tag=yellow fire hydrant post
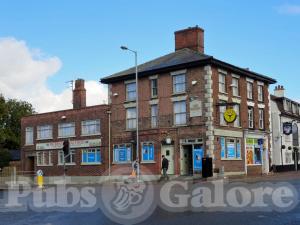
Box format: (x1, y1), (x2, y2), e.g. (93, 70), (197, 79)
(36, 169), (44, 188)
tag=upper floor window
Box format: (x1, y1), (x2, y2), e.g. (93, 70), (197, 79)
(126, 82), (136, 101)
(25, 127), (33, 145)
(174, 100), (186, 125)
(259, 109), (264, 129)
(219, 73), (226, 93)
(258, 85), (264, 102)
(58, 122), (75, 138)
(173, 74), (186, 94)
(37, 125), (52, 140)
(219, 101), (227, 126)
(232, 77), (239, 96)
(247, 82), (253, 99)
(151, 104), (158, 128)
(233, 104), (240, 127)
(248, 107), (254, 128)
(126, 107), (136, 129)
(151, 79), (158, 98)
(81, 120), (100, 135)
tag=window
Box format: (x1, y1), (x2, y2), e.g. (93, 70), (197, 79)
(233, 104), (240, 127)
(174, 101), (186, 125)
(37, 125), (52, 140)
(36, 151), (52, 166)
(219, 101), (227, 126)
(258, 85), (264, 102)
(81, 120), (100, 135)
(220, 137), (241, 159)
(259, 109), (264, 129)
(248, 107), (254, 128)
(173, 74), (186, 93)
(247, 82), (253, 99)
(58, 150), (75, 164)
(113, 144), (132, 163)
(58, 122), (75, 138)
(82, 149), (101, 164)
(151, 104), (158, 128)
(151, 79), (158, 98)
(142, 142), (155, 161)
(246, 138), (263, 165)
(25, 127), (33, 145)
(292, 104), (297, 114)
(126, 107), (136, 129)
(285, 152), (292, 164)
(232, 77), (239, 96)
(126, 82), (136, 101)
(219, 73), (226, 93)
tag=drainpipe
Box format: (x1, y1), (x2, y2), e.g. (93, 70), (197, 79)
(107, 110), (112, 179)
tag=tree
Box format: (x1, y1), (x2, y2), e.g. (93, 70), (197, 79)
(0, 149), (11, 169)
(0, 95), (35, 150)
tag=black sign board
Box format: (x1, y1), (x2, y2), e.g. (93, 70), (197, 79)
(283, 122), (293, 135)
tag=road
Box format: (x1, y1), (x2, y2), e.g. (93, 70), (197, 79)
(1, 174), (300, 225)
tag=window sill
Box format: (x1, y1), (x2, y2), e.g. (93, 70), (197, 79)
(141, 161), (156, 164)
(81, 162), (102, 166)
(124, 100), (136, 103)
(221, 158), (242, 161)
(219, 124), (228, 127)
(81, 133), (101, 137)
(173, 124), (188, 127)
(36, 138), (53, 141)
(232, 95), (241, 98)
(247, 164), (262, 166)
(25, 144), (34, 146)
(219, 92), (228, 95)
(37, 164), (53, 167)
(172, 92), (186, 96)
(58, 136), (76, 139)
(126, 129), (137, 132)
(151, 96), (158, 99)
(58, 163), (76, 166)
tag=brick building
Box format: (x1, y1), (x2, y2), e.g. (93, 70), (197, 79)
(101, 26), (276, 176)
(21, 79), (110, 177)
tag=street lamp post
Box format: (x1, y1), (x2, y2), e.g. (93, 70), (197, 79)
(121, 46), (139, 178)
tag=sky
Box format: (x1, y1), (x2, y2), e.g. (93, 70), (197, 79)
(0, 0), (300, 112)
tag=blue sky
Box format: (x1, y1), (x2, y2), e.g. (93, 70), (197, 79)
(0, 0), (300, 111)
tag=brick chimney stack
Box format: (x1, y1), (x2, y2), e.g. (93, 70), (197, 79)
(175, 26), (204, 53)
(274, 85), (285, 98)
(73, 79), (86, 109)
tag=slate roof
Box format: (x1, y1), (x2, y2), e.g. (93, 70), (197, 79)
(101, 48), (277, 84)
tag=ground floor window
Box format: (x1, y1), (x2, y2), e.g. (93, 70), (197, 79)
(285, 151), (292, 164)
(58, 150), (75, 165)
(114, 144), (132, 163)
(246, 138), (263, 165)
(36, 151), (52, 166)
(82, 148), (101, 164)
(220, 137), (241, 159)
(142, 142), (154, 162)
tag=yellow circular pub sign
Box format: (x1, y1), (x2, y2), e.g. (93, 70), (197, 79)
(224, 108), (237, 123)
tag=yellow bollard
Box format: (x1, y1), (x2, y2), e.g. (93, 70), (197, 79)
(37, 175), (44, 188)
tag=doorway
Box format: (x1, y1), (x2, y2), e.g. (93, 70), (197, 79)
(26, 156), (35, 172)
(180, 145), (193, 175)
(161, 145), (175, 175)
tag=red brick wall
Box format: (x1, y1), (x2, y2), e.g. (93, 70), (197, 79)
(21, 105), (109, 176)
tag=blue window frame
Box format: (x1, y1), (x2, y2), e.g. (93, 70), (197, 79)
(142, 142), (154, 161)
(82, 148), (101, 164)
(114, 144), (132, 163)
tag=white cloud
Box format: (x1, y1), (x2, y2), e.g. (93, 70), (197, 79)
(276, 4), (300, 15)
(0, 37), (107, 113)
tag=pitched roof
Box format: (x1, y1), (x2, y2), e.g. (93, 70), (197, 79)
(100, 48), (276, 84)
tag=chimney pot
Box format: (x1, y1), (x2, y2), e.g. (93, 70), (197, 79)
(175, 26), (204, 53)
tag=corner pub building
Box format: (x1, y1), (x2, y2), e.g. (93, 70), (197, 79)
(101, 26), (276, 177)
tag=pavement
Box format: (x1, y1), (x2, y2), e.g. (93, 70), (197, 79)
(0, 171), (300, 225)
